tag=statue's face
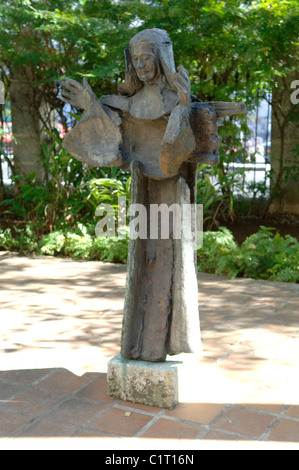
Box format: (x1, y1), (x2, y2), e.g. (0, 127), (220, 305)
(130, 44), (159, 84)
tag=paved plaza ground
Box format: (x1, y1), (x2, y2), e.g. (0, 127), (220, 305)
(0, 251), (298, 449)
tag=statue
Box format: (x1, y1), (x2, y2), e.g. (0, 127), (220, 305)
(60, 28), (246, 363)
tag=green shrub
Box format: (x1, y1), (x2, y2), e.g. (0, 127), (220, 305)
(63, 233), (93, 260)
(0, 225), (37, 254)
(90, 236), (129, 264)
(197, 226), (240, 278)
(38, 230), (66, 256)
(237, 227), (299, 281)
(1, 222), (298, 283)
(36, 223), (129, 263)
(197, 225), (299, 282)
(0, 228), (16, 251)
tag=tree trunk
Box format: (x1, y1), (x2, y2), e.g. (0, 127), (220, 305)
(268, 73), (299, 216)
(10, 67), (45, 182)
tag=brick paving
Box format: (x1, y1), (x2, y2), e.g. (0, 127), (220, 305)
(0, 251), (299, 449)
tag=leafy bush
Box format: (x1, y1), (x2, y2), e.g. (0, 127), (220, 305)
(238, 227), (299, 282)
(90, 237), (129, 264)
(37, 224), (129, 263)
(0, 224), (37, 254)
(57, 223), (92, 259)
(0, 130), (131, 234)
(1, 222), (298, 282)
(38, 230), (66, 256)
(197, 226), (239, 277)
(197, 225), (299, 283)
(0, 228), (16, 251)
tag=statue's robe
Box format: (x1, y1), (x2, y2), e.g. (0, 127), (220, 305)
(63, 85), (245, 361)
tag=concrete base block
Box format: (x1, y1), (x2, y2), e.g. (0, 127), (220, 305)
(107, 353), (202, 409)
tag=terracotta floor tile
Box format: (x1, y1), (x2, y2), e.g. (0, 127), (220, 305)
(203, 330), (244, 345)
(213, 407), (275, 438)
(119, 401), (161, 414)
(286, 405), (299, 419)
(244, 403), (285, 414)
(4, 388), (62, 416)
(37, 370), (90, 394)
(0, 409), (32, 437)
(44, 397), (108, 426)
(201, 429), (249, 441)
(165, 403), (225, 425)
(90, 407), (153, 436)
(142, 417), (203, 439)
(279, 298), (299, 311)
(248, 295), (287, 307)
(202, 340), (232, 360)
(75, 377), (112, 403)
(16, 419), (78, 437)
(76, 429), (109, 437)
(271, 312), (299, 327)
(268, 419), (299, 443)
(225, 352), (266, 367)
(0, 369), (52, 385)
(0, 382), (24, 401)
(96, 342), (120, 357)
(217, 360), (257, 381)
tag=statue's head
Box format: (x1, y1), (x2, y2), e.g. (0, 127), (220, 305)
(118, 28), (176, 95)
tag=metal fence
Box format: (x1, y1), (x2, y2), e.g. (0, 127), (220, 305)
(228, 97), (272, 198)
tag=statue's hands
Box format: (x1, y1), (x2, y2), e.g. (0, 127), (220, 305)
(60, 77), (96, 112)
(172, 66), (191, 111)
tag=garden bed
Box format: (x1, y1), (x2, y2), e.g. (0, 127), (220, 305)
(1, 218), (299, 284)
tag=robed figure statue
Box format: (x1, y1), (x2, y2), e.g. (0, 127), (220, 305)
(61, 28), (246, 362)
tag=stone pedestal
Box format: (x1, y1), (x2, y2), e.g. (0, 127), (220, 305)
(107, 352), (202, 409)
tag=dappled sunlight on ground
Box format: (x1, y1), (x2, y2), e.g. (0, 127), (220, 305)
(0, 252), (299, 446)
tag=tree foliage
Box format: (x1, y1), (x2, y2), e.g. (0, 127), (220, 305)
(1, 0), (298, 109)
(0, 0), (135, 126)
(0, 0), (298, 219)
